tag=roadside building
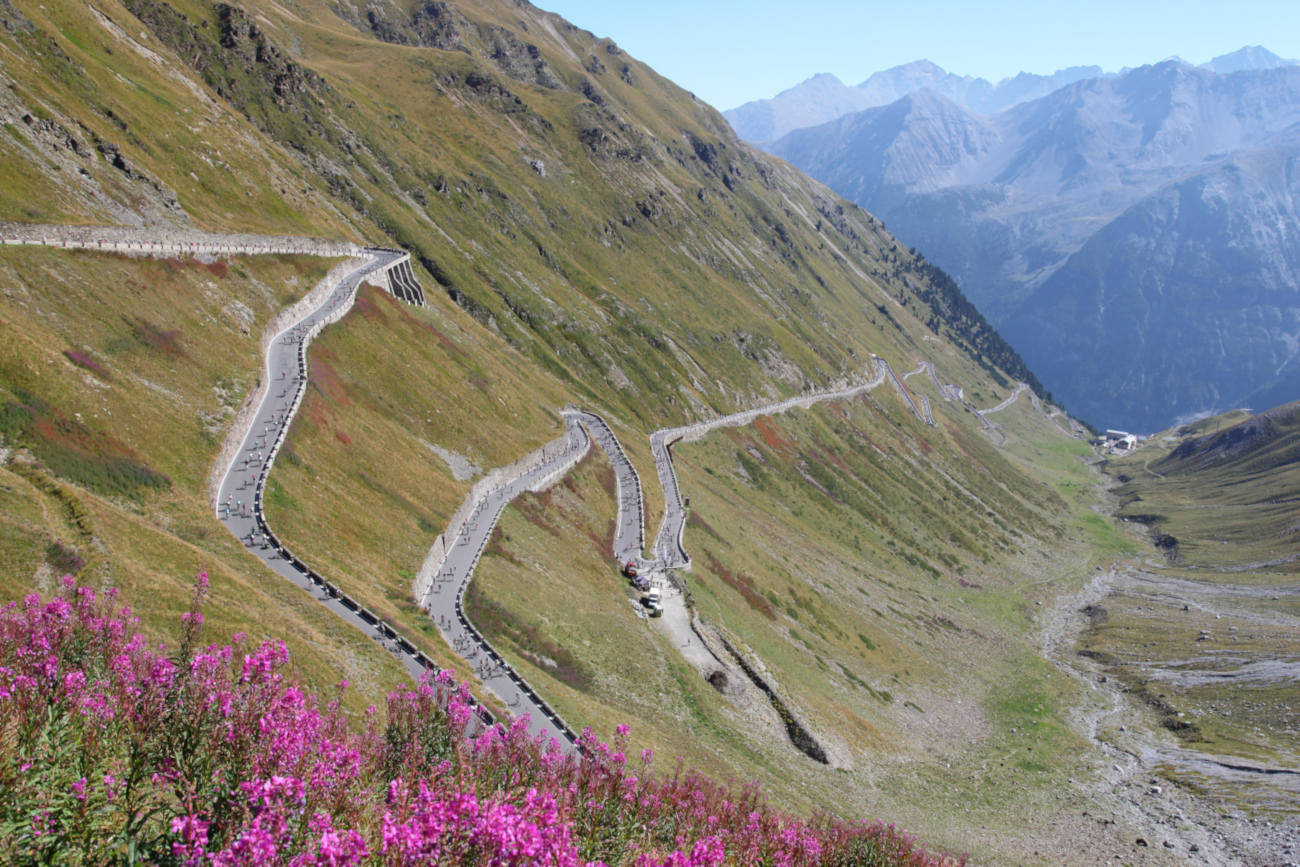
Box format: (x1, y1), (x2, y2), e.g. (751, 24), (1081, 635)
(1110, 434), (1139, 454)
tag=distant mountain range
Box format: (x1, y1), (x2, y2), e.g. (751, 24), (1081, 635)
(753, 49), (1300, 431)
(724, 46), (1298, 143)
(725, 62), (1109, 142)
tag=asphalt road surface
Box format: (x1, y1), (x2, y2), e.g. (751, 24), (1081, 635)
(419, 412), (590, 749)
(214, 250), (444, 685)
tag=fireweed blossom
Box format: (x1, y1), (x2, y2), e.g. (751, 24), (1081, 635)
(0, 576), (963, 866)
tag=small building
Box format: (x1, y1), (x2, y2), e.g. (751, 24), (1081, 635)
(1105, 429), (1130, 442)
(1110, 435), (1139, 454)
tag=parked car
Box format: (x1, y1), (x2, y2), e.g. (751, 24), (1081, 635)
(624, 561), (639, 578)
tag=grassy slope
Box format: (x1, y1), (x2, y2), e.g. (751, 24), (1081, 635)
(468, 385), (1148, 862)
(1110, 406), (1300, 575)
(0, 0), (1157, 861)
(1086, 409), (1300, 803)
(0, 248), (407, 711)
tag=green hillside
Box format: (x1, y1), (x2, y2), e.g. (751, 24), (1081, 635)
(3, 0), (1277, 862)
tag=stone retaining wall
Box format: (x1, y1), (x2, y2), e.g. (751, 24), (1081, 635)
(411, 422), (586, 603)
(0, 222), (361, 258)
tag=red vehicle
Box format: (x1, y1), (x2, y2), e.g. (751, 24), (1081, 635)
(624, 561), (639, 578)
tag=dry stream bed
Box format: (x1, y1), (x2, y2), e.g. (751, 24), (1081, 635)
(1040, 562), (1299, 866)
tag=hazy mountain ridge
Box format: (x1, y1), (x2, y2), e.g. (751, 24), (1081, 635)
(727, 46), (1300, 146)
(1200, 44), (1299, 74)
(1005, 144), (1300, 429)
(724, 60), (1111, 143)
(766, 58), (1300, 430)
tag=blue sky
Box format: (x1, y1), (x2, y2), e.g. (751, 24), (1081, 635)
(536, 0), (1300, 110)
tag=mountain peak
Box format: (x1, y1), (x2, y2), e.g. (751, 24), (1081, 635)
(1200, 45), (1299, 74)
(855, 59), (960, 92)
(864, 58), (949, 81)
(775, 72), (847, 96)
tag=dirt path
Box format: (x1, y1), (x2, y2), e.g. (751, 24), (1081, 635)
(650, 576), (721, 671)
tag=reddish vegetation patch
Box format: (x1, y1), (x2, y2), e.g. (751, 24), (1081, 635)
(704, 549), (774, 619)
(366, 285), (469, 360)
(464, 580), (593, 692)
(200, 258), (230, 280)
(306, 397), (332, 431)
(352, 289), (389, 322)
(916, 436), (933, 454)
(0, 389), (169, 500)
(828, 403), (886, 453)
(561, 473), (584, 500)
(308, 356), (352, 406)
(335, 430), (352, 446)
(956, 577), (983, 589)
(810, 442), (851, 473)
(590, 516), (616, 561)
(484, 525), (522, 566)
(415, 317), (469, 359)
(857, 393), (890, 418)
(127, 317), (186, 358)
(753, 415), (796, 456)
(62, 350), (110, 380)
(515, 492), (561, 537)
(596, 463), (617, 500)
(687, 510), (728, 547)
(670, 448), (700, 472)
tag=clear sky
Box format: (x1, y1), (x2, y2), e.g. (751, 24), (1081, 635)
(535, 0), (1300, 111)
